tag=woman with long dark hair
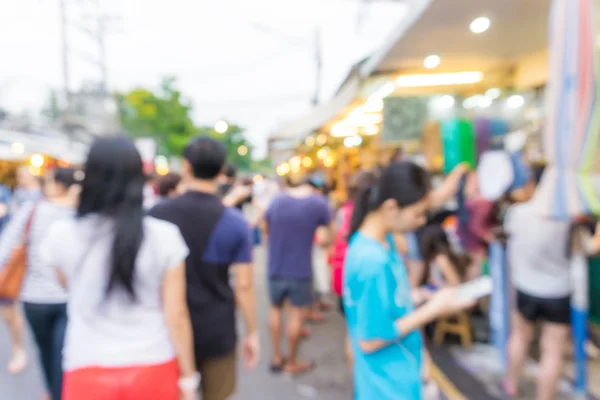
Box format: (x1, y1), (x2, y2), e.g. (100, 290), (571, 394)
(343, 162), (475, 399)
(39, 137), (198, 400)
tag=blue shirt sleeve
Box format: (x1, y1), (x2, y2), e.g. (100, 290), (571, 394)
(233, 221), (253, 264)
(355, 264), (401, 342)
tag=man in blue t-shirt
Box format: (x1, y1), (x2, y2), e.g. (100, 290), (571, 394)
(265, 178), (332, 375)
(149, 137), (258, 400)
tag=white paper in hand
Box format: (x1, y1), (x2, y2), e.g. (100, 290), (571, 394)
(457, 276), (493, 301)
(477, 151), (514, 201)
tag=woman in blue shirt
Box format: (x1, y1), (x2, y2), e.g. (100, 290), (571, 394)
(343, 162), (474, 400)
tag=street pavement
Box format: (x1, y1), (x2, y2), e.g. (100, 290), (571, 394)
(0, 246), (353, 400)
(2, 244), (598, 399)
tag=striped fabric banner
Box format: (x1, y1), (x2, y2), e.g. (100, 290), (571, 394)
(532, 1), (599, 395)
(534, 0), (600, 219)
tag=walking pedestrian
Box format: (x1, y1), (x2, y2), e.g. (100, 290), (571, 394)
(0, 167), (81, 399)
(149, 137), (259, 400)
(11, 166), (42, 213)
(265, 176), (332, 375)
(329, 170), (377, 367)
(39, 137), (198, 400)
(0, 169), (39, 376)
(343, 162), (475, 399)
(504, 169), (574, 400)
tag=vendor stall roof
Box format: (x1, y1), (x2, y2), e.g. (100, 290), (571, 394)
(275, 72), (362, 139)
(365, 0), (550, 75)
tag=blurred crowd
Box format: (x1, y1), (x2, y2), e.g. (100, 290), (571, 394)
(0, 136), (600, 400)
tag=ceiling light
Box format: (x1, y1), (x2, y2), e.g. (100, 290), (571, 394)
(463, 95), (481, 109)
(346, 113), (383, 127)
(376, 82), (396, 98)
(277, 163), (290, 176)
(478, 96), (493, 108)
(395, 72), (483, 88)
(435, 95), (455, 109)
(363, 125), (380, 135)
(424, 55), (441, 69)
(290, 156), (301, 169)
(363, 98), (384, 113)
(331, 122), (358, 137)
(316, 133), (327, 145)
(507, 95), (525, 109)
(470, 17), (491, 34)
(343, 136), (363, 148)
(485, 88), (502, 99)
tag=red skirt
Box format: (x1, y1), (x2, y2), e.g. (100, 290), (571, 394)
(63, 359), (179, 400)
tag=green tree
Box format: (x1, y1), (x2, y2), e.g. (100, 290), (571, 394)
(118, 77), (197, 156)
(118, 77), (256, 170)
(198, 123), (254, 171)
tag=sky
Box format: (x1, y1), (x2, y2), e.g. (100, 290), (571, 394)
(0, 0), (409, 158)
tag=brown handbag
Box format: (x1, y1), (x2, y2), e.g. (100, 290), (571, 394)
(0, 206), (36, 299)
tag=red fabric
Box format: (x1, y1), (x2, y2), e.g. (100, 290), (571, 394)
(63, 360), (179, 400)
(330, 201), (353, 296)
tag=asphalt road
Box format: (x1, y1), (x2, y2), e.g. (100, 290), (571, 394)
(0, 246), (353, 400)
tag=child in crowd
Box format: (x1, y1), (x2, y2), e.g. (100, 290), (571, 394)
(420, 224), (467, 288)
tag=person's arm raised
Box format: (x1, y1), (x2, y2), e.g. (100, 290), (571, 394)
(429, 163), (469, 209)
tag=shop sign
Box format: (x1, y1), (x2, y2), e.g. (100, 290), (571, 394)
(381, 97), (428, 143)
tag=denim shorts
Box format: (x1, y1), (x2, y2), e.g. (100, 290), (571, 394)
(268, 278), (314, 308)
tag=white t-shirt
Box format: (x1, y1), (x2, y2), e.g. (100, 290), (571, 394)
(40, 215), (189, 371)
(505, 201), (572, 298)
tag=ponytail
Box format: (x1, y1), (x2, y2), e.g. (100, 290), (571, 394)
(108, 205), (144, 301)
(349, 185), (374, 239)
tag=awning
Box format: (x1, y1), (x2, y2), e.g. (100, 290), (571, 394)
(363, 0), (550, 77)
(0, 129), (88, 164)
(275, 73), (361, 140)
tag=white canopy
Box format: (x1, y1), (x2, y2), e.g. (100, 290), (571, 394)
(0, 129), (88, 164)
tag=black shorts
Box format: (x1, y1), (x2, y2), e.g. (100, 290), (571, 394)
(516, 291), (571, 325)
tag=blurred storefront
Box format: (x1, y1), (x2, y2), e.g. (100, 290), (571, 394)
(0, 129), (87, 186)
(270, 0), (551, 200)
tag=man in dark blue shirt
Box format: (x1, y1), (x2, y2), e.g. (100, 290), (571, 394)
(149, 137), (258, 400)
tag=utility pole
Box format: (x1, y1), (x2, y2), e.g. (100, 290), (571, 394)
(312, 27), (322, 106)
(58, 0), (121, 139)
(59, 0), (71, 117)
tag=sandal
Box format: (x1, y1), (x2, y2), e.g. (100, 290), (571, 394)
(284, 360), (316, 377)
(269, 357), (286, 373)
